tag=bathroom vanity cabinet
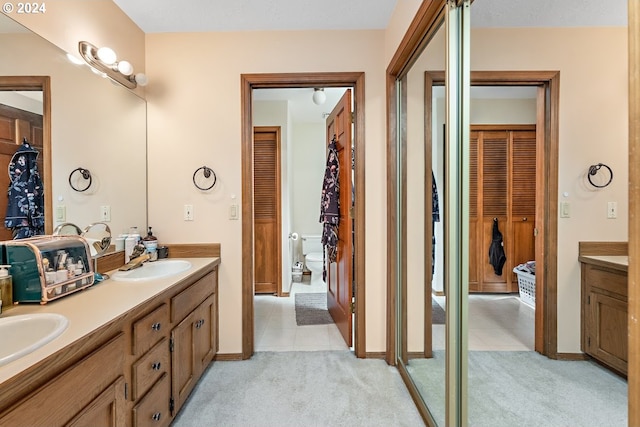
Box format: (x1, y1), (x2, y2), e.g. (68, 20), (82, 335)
(0, 257), (219, 427)
(579, 254), (628, 375)
(0, 333), (126, 427)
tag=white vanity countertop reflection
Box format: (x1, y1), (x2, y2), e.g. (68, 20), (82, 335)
(0, 257), (220, 385)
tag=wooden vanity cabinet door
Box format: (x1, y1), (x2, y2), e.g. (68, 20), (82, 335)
(586, 291), (628, 374)
(171, 308), (198, 415)
(65, 376), (126, 427)
(0, 334), (125, 427)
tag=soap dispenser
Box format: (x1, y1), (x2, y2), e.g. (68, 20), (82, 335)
(0, 265), (13, 314)
(142, 227), (158, 261)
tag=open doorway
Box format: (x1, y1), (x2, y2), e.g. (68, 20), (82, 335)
(252, 87), (354, 351)
(241, 72), (366, 359)
(423, 70), (560, 357)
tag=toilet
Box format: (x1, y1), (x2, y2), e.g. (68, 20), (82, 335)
(301, 235), (324, 284)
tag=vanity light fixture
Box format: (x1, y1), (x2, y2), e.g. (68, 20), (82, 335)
(312, 88), (326, 105)
(78, 41), (148, 89)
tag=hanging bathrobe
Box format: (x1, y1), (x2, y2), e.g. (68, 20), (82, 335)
(488, 218), (507, 276)
(319, 136), (340, 281)
(5, 138), (45, 239)
(431, 171), (440, 276)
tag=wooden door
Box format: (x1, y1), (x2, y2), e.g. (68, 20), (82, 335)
(469, 125), (536, 293)
(0, 103), (43, 241)
(253, 127), (282, 294)
(325, 90), (353, 347)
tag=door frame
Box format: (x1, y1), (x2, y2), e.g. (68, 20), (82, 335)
(425, 70), (559, 357)
(0, 76), (52, 235)
(241, 72), (366, 359)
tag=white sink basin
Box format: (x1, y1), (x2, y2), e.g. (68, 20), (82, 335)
(110, 259), (192, 282)
(0, 313), (68, 367)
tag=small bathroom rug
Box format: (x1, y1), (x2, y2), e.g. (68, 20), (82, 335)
(295, 293), (334, 326)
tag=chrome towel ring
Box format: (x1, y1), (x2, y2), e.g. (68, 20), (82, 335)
(68, 167), (92, 192)
(193, 166), (217, 191)
(587, 163), (613, 188)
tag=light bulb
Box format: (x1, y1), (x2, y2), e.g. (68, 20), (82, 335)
(312, 88), (326, 105)
(96, 46), (117, 65)
(134, 73), (148, 86)
(117, 60), (134, 76)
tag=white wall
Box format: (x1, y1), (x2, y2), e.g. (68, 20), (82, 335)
(145, 30), (387, 354)
(471, 27), (628, 353)
(291, 122), (325, 265)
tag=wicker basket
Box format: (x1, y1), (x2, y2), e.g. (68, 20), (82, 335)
(513, 267), (535, 308)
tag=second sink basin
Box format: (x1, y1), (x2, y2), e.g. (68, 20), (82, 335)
(0, 313), (69, 367)
(110, 259), (192, 282)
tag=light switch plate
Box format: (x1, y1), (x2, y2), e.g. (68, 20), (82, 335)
(560, 201), (570, 218)
(56, 205), (66, 222)
(184, 204), (194, 221)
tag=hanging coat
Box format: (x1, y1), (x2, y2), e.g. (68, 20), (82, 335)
(5, 138), (45, 239)
(319, 136), (340, 281)
(488, 218), (506, 275)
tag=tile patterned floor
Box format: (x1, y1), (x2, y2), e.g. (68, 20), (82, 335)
(254, 275), (349, 352)
(255, 280), (534, 352)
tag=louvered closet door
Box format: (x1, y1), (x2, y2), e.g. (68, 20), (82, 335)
(469, 125), (536, 293)
(253, 127), (281, 294)
(469, 132), (480, 291)
(509, 130), (536, 291)
(480, 131), (509, 291)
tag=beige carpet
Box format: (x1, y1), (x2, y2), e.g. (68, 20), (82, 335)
(173, 351), (424, 427)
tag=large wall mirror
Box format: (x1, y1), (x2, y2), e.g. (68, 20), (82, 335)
(0, 14), (147, 241)
(392, 1), (629, 426)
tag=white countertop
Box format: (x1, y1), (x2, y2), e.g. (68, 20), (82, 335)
(578, 255), (628, 270)
(0, 257), (218, 385)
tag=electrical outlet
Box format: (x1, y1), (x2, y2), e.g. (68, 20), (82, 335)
(100, 205), (111, 222)
(184, 204), (194, 221)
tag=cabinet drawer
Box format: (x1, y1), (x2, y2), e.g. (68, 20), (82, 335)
(132, 304), (169, 356)
(585, 265), (627, 298)
(132, 338), (170, 401)
(171, 272), (215, 322)
(133, 373), (170, 427)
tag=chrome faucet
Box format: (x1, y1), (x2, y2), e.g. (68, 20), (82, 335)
(118, 244), (149, 271)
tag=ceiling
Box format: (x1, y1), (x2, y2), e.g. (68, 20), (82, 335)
(111, 0), (626, 123)
(113, 0), (627, 33)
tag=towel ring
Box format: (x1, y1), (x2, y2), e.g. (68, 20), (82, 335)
(193, 166), (217, 191)
(68, 167), (92, 192)
(587, 163), (613, 188)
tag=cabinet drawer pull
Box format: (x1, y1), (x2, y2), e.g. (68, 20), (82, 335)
(152, 412), (162, 421)
(151, 362), (162, 371)
(151, 322), (162, 331)
(195, 319), (205, 329)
